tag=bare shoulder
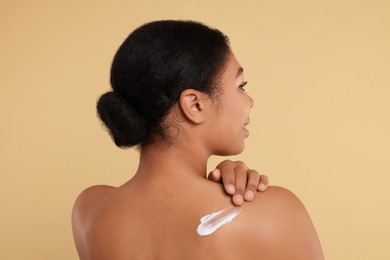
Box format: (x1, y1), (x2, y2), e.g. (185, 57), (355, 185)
(227, 186), (324, 260)
(72, 185), (116, 221)
(245, 186), (315, 227)
(71, 185), (117, 259)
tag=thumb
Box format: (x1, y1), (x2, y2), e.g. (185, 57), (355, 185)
(207, 168), (221, 182)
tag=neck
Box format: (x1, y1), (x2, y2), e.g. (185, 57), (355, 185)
(134, 140), (211, 183)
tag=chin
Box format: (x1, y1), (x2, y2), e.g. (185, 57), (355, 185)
(215, 144), (245, 156)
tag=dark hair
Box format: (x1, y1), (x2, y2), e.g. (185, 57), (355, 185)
(97, 20), (230, 148)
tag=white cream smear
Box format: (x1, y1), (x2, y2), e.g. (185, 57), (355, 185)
(196, 205), (242, 236)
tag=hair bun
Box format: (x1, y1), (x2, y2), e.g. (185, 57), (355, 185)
(97, 91), (146, 148)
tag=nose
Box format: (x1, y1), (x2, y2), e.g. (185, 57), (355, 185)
(248, 94), (254, 108)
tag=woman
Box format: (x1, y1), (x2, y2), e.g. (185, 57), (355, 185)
(72, 20), (324, 259)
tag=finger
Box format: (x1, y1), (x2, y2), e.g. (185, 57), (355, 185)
(244, 169), (261, 201)
(257, 175), (269, 191)
(220, 168), (236, 195)
(232, 167), (247, 206)
(207, 169), (221, 182)
(214, 159), (234, 170)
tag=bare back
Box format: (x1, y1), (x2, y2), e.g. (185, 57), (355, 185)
(72, 176), (324, 260)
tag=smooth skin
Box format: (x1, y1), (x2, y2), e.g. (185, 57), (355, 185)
(72, 52), (324, 259)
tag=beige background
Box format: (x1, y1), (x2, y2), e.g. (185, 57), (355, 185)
(1, 0), (389, 259)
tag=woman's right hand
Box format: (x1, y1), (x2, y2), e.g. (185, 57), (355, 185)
(208, 160), (269, 206)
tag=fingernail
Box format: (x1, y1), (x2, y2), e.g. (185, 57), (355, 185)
(213, 169), (221, 178)
(234, 194), (243, 205)
(245, 190), (254, 200)
(227, 185), (235, 194)
(259, 183), (266, 191)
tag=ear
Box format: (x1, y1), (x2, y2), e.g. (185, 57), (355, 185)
(179, 89), (208, 124)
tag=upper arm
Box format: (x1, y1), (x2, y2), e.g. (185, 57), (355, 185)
(241, 186), (324, 260)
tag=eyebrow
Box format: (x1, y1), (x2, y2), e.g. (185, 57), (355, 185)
(236, 67), (244, 78)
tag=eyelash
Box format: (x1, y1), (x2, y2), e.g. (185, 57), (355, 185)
(239, 81), (248, 90)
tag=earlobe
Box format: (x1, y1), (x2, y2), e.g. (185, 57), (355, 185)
(179, 89), (206, 124)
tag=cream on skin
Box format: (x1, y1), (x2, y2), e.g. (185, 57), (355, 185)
(196, 205), (242, 236)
